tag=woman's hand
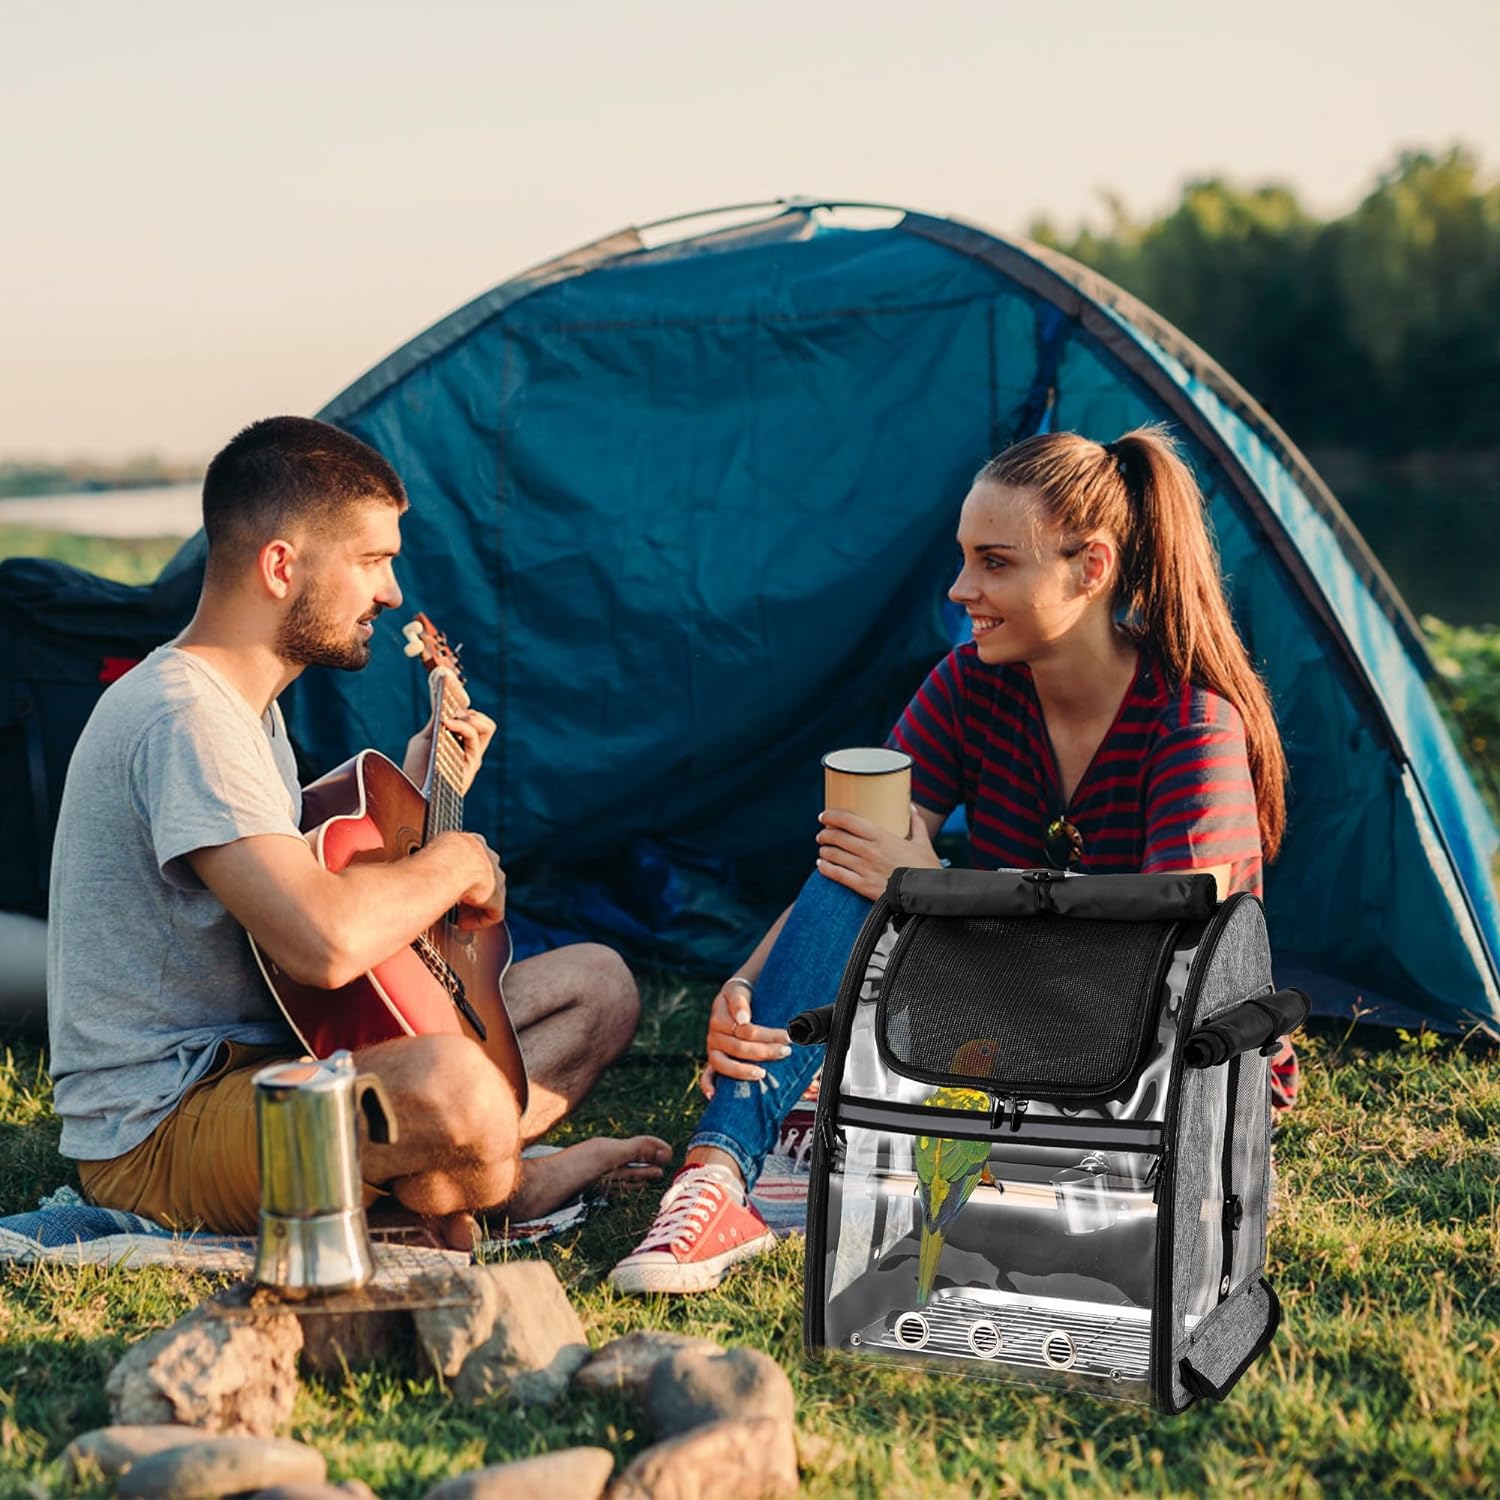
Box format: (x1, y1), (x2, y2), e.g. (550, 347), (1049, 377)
(815, 804), (942, 901)
(698, 978), (791, 1100)
(403, 698), (496, 794)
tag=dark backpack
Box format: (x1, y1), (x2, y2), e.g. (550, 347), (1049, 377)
(0, 553), (199, 915)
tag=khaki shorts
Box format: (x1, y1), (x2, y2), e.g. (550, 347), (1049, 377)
(77, 1040), (300, 1236)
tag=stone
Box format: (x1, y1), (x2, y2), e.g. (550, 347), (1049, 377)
(256, 1487), (369, 1500)
(421, 1446), (615, 1499)
(645, 1347), (795, 1440)
(607, 1418), (798, 1500)
(412, 1261), (588, 1404)
(295, 1305), (409, 1376)
(115, 1435), (325, 1498)
(61, 1424), (211, 1479)
(573, 1332), (722, 1404)
(105, 1300), (303, 1436)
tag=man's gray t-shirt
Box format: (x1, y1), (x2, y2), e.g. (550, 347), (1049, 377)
(48, 645), (302, 1161)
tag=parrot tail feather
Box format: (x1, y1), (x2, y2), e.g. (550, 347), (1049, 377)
(916, 1225), (944, 1309)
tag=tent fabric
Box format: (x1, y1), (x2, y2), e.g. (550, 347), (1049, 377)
(262, 202), (1497, 1034)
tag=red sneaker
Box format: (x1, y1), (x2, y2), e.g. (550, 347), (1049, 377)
(608, 1164), (775, 1294)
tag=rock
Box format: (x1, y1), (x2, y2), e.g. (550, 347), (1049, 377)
(421, 1446), (615, 1499)
(574, 1332), (722, 1403)
(105, 1300), (303, 1436)
(295, 1305), (409, 1376)
(607, 1418), (798, 1499)
(61, 1424), (209, 1479)
(412, 1261), (588, 1404)
(115, 1435), (325, 1498)
(256, 1487), (369, 1500)
(645, 1347), (795, 1440)
(411, 1264), (503, 1379)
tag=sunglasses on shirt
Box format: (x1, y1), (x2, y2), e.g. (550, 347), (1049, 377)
(1043, 814), (1084, 870)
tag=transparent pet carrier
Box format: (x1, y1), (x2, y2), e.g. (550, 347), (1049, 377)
(800, 868), (1304, 1412)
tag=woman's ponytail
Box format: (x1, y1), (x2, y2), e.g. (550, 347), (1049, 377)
(1112, 428), (1286, 860)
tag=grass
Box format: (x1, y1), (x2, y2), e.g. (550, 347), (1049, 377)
(2, 982), (1499, 1499)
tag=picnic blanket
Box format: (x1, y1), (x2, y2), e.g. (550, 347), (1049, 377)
(0, 1146), (596, 1269)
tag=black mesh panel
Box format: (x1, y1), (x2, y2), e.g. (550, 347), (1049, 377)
(879, 914), (1172, 1095)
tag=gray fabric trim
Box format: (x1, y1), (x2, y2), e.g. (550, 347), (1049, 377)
(1172, 1277), (1276, 1408)
(1166, 898), (1276, 1406)
(1231, 1051), (1272, 1290)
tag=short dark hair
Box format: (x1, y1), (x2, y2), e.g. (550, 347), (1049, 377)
(201, 416), (408, 575)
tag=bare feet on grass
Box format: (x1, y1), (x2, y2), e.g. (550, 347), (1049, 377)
(373, 1136), (673, 1251)
(500, 1134), (672, 1223)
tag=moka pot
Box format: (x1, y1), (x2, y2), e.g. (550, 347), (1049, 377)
(251, 1050), (396, 1297)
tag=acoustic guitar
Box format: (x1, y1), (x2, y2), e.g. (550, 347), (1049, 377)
(252, 613), (528, 1108)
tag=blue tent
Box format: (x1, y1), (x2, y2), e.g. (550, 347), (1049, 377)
(273, 200), (1498, 1033)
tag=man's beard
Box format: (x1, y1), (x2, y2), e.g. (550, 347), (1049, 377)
(276, 584), (375, 672)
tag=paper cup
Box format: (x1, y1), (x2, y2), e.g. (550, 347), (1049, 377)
(822, 747), (913, 837)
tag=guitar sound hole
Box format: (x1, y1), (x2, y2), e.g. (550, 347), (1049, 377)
(406, 843), (421, 858)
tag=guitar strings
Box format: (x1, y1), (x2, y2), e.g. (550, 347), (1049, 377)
(428, 699), (468, 953)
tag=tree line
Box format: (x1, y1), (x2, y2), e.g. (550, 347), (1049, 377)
(1030, 146), (1500, 455)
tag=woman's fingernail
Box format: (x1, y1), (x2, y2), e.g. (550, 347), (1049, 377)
(774, 1046), (792, 1058)
(753, 1068), (767, 1080)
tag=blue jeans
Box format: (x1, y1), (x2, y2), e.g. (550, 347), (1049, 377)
(690, 870), (871, 1190)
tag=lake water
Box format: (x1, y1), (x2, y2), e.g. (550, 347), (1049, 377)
(0, 484), (200, 538)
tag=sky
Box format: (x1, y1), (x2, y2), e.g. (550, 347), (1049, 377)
(4, 0), (1498, 462)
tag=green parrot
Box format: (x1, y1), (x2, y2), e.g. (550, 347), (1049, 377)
(912, 1038), (998, 1308)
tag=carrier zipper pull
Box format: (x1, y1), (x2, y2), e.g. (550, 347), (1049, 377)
(1148, 1151), (1166, 1203)
(817, 1111), (844, 1159)
(988, 1095), (1030, 1131)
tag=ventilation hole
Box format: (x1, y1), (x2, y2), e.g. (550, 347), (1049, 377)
(1041, 1330), (1076, 1369)
(894, 1312), (930, 1349)
(848, 1332), (862, 1347)
(967, 1320), (1002, 1359)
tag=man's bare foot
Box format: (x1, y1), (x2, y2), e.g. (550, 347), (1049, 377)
(498, 1135), (672, 1223)
(428, 1210), (482, 1251)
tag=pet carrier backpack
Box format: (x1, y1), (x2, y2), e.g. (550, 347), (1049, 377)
(796, 867), (1307, 1412)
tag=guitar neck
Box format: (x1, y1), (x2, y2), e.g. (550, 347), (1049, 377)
(422, 676), (467, 841)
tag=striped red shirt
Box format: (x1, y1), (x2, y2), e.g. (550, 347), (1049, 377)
(886, 644), (1263, 898)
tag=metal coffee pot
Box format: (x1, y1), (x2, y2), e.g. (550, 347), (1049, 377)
(251, 1050), (396, 1297)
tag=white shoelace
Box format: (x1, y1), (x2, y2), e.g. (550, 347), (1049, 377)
(644, 1169), (734, 1254)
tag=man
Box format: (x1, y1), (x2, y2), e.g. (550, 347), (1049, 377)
(47, 416), (668, 1247)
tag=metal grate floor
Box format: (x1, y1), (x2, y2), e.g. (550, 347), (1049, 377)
(851, 1288), (1152, 1381)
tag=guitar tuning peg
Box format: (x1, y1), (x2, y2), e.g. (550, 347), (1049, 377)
(401, 620), (425, 657)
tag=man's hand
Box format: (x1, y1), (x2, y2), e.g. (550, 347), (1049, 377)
(698, 978), (791, 1099)
(403, 694), (496, 795)
(815, 804), (943, 901)
(436, 830), (506, 930)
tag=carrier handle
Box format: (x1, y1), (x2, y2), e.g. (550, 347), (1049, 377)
(787, 1005), (836, 1045)
(1178, 1278), (1282, 1402)
(1183, 988), (1310, 1069)
(886, 867), (1219, 920)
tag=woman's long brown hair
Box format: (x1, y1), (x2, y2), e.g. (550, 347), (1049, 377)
(977, 426), (1287, 861)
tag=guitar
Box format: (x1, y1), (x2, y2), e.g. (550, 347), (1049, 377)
(252, 613), (528, 1108)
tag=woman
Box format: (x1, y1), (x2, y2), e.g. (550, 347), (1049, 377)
(609, 425), (1296, 1295)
